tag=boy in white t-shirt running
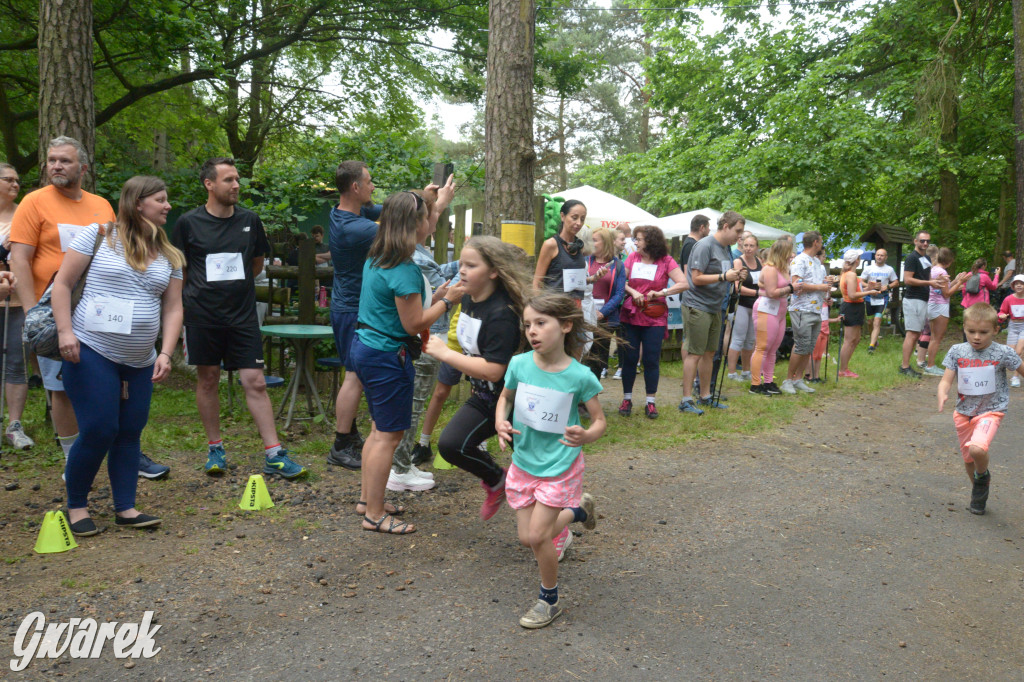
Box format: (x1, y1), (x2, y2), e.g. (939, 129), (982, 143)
(938, 303), (1024, 515)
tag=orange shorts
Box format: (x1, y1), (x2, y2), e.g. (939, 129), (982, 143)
(953, 411), (1004, 463)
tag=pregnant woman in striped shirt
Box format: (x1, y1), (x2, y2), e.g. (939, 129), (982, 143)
(52, 176), (184, 536)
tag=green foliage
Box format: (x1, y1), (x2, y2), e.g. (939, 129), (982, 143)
(578, 0), (1014, 267)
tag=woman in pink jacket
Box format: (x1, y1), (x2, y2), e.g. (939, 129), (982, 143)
(960, 258), (1001, 309)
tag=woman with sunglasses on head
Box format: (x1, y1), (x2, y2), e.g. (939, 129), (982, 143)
(534, 200), (588, 303)
(0, 164), (31, 449)
(52, 176), (184, 535)
(349, 190), (464, 534)
(617, 224), (687, 418)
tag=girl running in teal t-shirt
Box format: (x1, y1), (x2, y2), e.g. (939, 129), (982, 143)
(496, 292), (606, 629)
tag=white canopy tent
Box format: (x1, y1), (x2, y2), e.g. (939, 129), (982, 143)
(632, 208), (792, 241)
(555, 185), (659, 231)
(447, 185), (658, 238)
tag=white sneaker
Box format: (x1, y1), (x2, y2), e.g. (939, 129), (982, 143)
(740, 371), (751, 381)
(1012, 376), (1021, 388)
(600, 368), (607, 379)
(793, 379), (816, 393)
(613, 368), (622, 380)
(408, 464), (434, 480)
(386, 468), (436, 492)
(727, 372), (740, 381)
(5, 422), (34, 450)
(779, 379), (797, 394)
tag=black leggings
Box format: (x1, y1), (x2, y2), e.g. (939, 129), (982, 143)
(437, 396), (504, 488)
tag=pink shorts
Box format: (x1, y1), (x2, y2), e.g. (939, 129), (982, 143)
(953, 411), (1004, 463)
(505, 454), (585, 510)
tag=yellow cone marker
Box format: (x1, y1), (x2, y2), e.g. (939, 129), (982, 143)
(431, 452), (455, 470)
(239, 474), (275, 510)
(34, 510), (78, 554)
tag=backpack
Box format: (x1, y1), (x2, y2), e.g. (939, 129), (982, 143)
(965, 273), (981, 295)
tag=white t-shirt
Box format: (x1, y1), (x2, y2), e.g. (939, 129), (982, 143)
(860, 263), (897, 302)
(789, 252), (825, 312)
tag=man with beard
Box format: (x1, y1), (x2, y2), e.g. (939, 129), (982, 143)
(8, 137), (155, 473)
(173, 158), (308, 479)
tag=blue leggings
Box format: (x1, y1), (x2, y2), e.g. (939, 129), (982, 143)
(63, 344), (154, 512)
(620, 323), (665, 395)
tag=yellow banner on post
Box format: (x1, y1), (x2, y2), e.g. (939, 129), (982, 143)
(501, 221), (536, 256)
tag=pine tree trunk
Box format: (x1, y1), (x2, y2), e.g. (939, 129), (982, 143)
(1015, 0), (1024, 267)
(484, 0), (536, 236)
(37, 0), (95, 190)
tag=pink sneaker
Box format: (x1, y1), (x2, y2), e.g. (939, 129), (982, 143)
(838, 370), (859, 378)
(553, 526), (573, 561)
(479, 470), (507, 520)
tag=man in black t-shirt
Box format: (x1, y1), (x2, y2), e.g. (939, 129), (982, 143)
(899, 230), (945, 378)
(173, 158), (307, 479)
(678, 213), (711, 364)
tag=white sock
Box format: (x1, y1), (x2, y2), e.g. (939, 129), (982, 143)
(419, 432), (431, 447)
(646, 396), (655, 405)
(59, 433), (78, 459)
(265, 443), (282, 458)
(623, 393), (632, 400)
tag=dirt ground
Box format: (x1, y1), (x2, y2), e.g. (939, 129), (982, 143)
(1, 375), (1024, 681)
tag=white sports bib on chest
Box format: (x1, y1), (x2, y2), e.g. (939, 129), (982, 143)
(562, 268), (586, 292)
(456, 313), (482, 356)
(757, 296), (780, 316)
(631, 262), (657, 281)
(206, 253), (244, 282)
(1011, 304), (1024, 318)
(820, 302), (829, 321)
(750, 271), (761, 285)
(593, 299), (605, 310)
(57, 223), (90, 252)
(82, 296), (134, 334)
(958, 364), (996, 396)
(515, 382), (574, 435)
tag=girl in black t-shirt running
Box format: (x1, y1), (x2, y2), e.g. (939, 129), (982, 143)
(424, 236), (530, 520)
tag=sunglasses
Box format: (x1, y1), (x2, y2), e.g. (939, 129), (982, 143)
(405, 191), (424, 211)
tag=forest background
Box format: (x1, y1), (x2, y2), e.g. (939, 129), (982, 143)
(0, 0), (1015, 264)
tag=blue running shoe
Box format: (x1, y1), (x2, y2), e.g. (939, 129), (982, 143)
(138, 453), (170, 479)
(698, 396), (728, 409)
(205, 444), (226, 476)
(264, 450), (308, 479)
(677, 399), (704, 416)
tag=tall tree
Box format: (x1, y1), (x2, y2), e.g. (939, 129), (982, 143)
(484, 0), (537, 234)
(1015, 0), (1024, 265)
(36, 0), (94, 188)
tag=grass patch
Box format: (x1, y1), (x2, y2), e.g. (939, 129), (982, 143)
(583, 331), (925, 457)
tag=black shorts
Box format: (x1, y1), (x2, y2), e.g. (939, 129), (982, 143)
(864, 300), (887, 317)
(185, 324), (264, 370)
(840, 301), (866, 327)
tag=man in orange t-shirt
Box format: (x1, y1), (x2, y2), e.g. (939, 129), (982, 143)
(10, 136), (114, 463)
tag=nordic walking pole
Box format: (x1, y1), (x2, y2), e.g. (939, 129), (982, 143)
(712, 292), (738, 406)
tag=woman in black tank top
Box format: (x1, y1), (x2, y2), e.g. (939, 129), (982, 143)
(533, 200), (587, 301)
(727, 231), (762, 381)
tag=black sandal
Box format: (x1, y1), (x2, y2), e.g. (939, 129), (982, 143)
(354, 500), (405, 516)
(362, 513), (415, 535)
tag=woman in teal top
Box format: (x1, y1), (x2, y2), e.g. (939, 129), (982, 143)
(349, 191), (463, 535)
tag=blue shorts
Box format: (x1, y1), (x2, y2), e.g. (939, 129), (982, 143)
(330, 309), (358, 371)
(348, 336), (414, 433)
(437, 360), (462, 387)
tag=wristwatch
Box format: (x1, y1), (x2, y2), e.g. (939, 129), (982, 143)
(442, 298), (453, 312)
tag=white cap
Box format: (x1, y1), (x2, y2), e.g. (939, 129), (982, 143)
(1012, 274), (1024, 286)
(843, 249), (863, 265)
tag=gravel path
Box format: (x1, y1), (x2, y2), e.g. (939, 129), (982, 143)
(2, 378), (1023, 680)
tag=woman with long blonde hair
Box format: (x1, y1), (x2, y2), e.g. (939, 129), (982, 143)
(51, 175), (185, 534)
(749, 238), (801, 395)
